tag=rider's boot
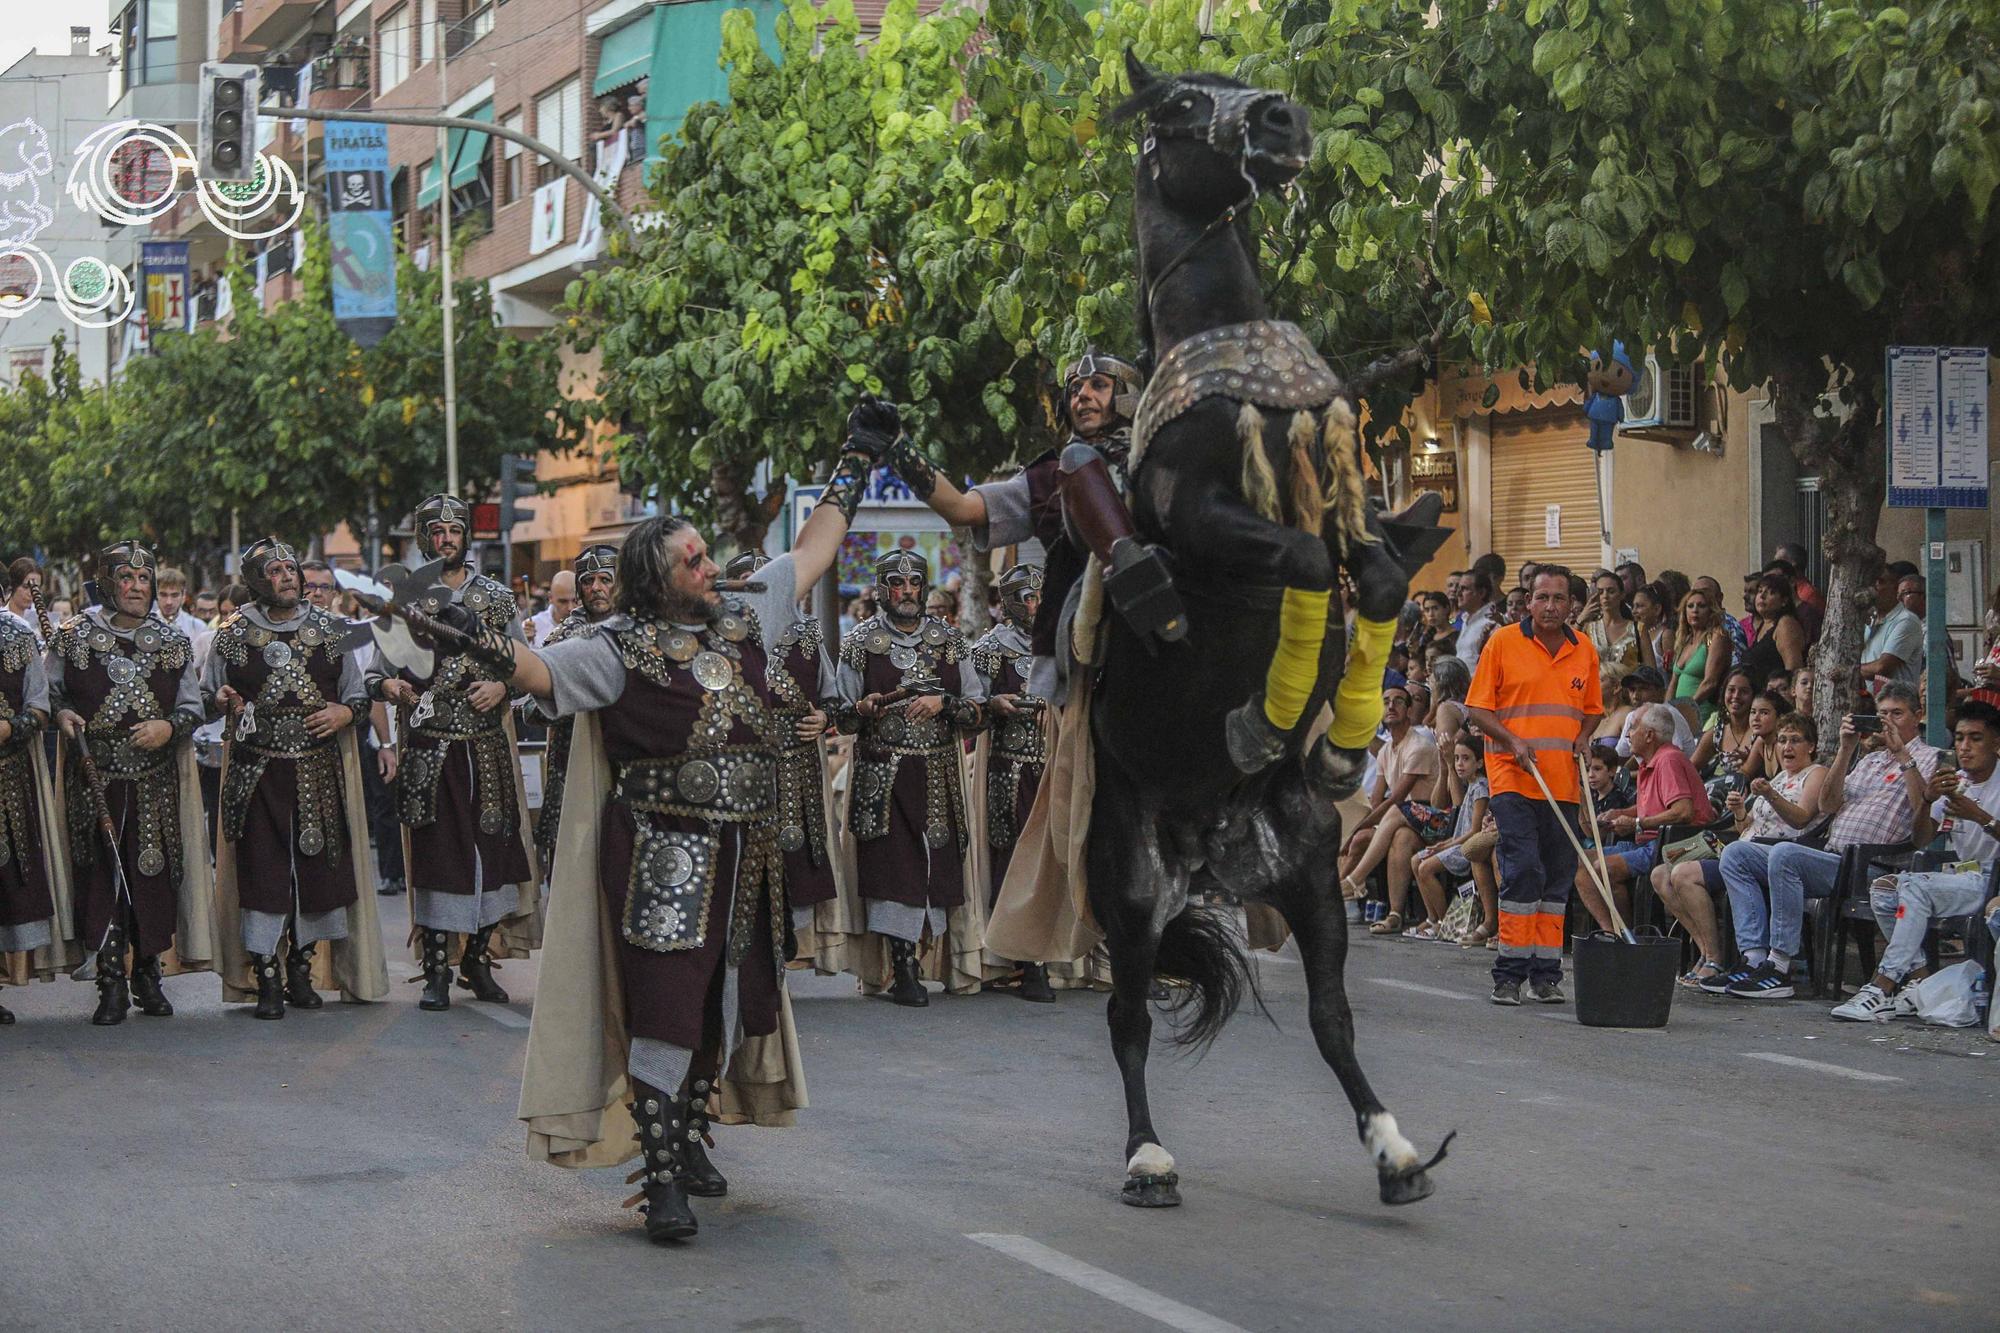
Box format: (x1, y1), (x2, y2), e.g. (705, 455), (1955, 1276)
(1059, 444), (1187, 643)
(284, 937), (324, 1009)
(90, 925), (129, 1026)
(679, 1073), (727, 1198)
(887, 938), (929, 1008)
(250, 952), (285, 1019)
(1017, 961), (1055, 1003)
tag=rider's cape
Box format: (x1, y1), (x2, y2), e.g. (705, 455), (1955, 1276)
(0, 743), (79, 984)
(519, 712), (807, 1168)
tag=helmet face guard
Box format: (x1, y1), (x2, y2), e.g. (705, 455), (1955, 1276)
(1058, 348), (1145, 432)
(97, 540), (157, 616)
(575, 544), (619, 579)
(873, 548), (930, 590)
(413, 494), (472, 563)
(995, 562), (1044, 627)
(241, 536), (299, 604)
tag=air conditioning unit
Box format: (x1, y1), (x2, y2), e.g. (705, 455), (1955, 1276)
(1620, 353), (1699, 432)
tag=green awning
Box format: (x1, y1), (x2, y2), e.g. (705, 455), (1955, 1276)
(417, 154), (444, 208)
(449, 101), (494, 189)
(594, 12), (655, 96)
(645, 0), (780, 155)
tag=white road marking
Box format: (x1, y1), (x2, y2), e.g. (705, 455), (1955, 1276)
(966, 1234), (1251, 1333)
(1368, 977), (1471, 1002)
(1743, 1052), (1902, 1083)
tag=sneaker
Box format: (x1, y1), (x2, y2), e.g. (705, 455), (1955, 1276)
(1889, 987), (1921, 1019)
(1698, 964), (1754, 995)
(1490, 979), (1523, 1006)
(1830, 983), (1896, 1022)
(1725, 961), (1795, 1000)
(1528, 979), (1566, 1004)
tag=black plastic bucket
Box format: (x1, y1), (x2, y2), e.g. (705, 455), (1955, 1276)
(1572, 928), (1680, 1028)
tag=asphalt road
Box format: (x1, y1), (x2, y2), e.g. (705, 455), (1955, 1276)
(4, 897), (1995, 1332)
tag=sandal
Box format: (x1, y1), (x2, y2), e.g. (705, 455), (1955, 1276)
(1460, 925), (1493, 949)
(1340, 876), (1365, 902)
(1408, 921), (1440, 942)
(1676, 959), (1723, 990)
(1368, 912), (1405, 936)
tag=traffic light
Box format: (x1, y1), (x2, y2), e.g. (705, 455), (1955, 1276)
(499, 453), (538, 533)
(198, 62), (260, 181)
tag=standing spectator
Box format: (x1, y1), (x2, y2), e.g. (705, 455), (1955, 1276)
(194, 582), (254, 845)
(1578, 703), (1715, 933)
(1584, 569), (1639, 702)
(1336, 684), (1440, 907)
(1467, 567), (1602, 1005)
(1695, 575), (1747, 666)
(1858, 562), (1925, 697)
(192, 590), (219, 625)
(1631, 580), (1672, 670)
(1504, 587), (1529, 624)
(1412, 590), (1456, 662)
(1831, 700), (2000, 1019)
(525, 570), (578, 647)
(1967, 582), (2000, 708)
(1897, 572), (1926, 622)
(155, 566), (203, 638)
(1774, 541), (1822, 614)
(3, 556), (44, 645)
(1742, 572), (1809, 689)
(1666, 713), (1827, 988)
(1714, 682), (1941, 999)
(1656, 569), (1693, 616)
(623, 90), (648, 161)
(1669, 585), (1732, 727)
(1616, 559), (1647, 603)
(1454, 568), (1505, 669)
(1517, 560), (1542, 593)
(1444, 572), (1465, 629)
(1407, 734), (1491, 940)
(1766, 557), (1824, 643)
(298, 559), (339, 611)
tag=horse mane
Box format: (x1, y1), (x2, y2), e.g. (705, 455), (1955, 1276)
(1106, 68), (1248, 126)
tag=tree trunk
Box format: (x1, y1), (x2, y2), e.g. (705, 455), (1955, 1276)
(1771, 363), (1884, 758)
(710, 459), (771, 556)
(957, 547), (993, 639)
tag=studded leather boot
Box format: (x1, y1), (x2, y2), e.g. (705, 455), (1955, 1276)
(680, 1073), (727, 1198)
(284, 939), (324, 1009)
(457, 925), (509, 1003)
(249, 951), (285, 1019)
(887, 937), (929, 1008)
(418, 929), (453, 1011)
(129, 954), (173, 1017)
(1017, 961), (1055, 1004)
(91, 926), (129, 1026)
(630, 1081), (698, 1242)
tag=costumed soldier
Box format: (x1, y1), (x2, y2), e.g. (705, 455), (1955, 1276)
(530, 543), (619, 872)
(723, 550), (839, 940)
(0, 577), (62, 1025)
(506, 416), (877, 1244)
(834, 548), (985, 1008)
(966, 562), (1052, 1002)
(48, 540), (215, 1025)
(205, 538), (389, 1019)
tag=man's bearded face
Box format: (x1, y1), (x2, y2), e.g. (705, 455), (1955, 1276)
(263, 560), (302, 611)
(428, 521), (467, 565)
(660, 528), (720, 624)
(882, 574), (926, 625)
(580, 571), (615, 617)
(1068, 373), (1116, 438)
(110, 566), (154, 620)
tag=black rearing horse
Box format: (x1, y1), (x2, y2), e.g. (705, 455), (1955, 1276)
(1083, 53), (1451, 1209)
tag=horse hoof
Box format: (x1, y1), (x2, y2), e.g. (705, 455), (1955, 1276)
(1378, 1166), (1435, 1206)
(1121, 1173), (1182, 1208)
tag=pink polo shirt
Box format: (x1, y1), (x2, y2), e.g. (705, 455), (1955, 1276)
(1627, 744), (1714, 841)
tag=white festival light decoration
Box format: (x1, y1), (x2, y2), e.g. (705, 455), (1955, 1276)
(67, 120), (306, 242)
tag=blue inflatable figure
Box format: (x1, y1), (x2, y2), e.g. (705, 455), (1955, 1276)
(1584, 342), (1635, 452)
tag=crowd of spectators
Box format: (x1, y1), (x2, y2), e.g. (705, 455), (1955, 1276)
(1358, 545), (2000, 1025)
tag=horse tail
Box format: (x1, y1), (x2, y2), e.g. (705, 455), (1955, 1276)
(1154, 904), (1263, 1052)
(1237, 403), (1283, 523)
(1320, 398), (1372, 557)
(1287, 410), (1324, 538)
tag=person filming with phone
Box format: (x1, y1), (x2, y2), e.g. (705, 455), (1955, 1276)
(1713, 683), (1940, 999)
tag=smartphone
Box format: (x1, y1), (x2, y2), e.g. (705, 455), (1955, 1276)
(1850, 714), (1884, 734)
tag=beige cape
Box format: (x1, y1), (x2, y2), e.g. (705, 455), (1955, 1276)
(213, 731), (390, 1003)
(785, 734), (865, 976)
(519, 712), (808, 1168)
(0, 744), (81, 985)
(48, 740), (216, 976)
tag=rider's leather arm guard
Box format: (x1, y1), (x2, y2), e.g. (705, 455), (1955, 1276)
(884, 435), (941, 501)
(814, 451), (873, 524)
(1058, 444), (1188, 643)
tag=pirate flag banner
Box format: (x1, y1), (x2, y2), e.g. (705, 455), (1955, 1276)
(325, 121), (397, 348)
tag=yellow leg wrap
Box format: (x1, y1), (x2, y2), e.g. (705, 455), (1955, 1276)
(1329, 613), (1398, 750)
(1262, 587), (1332, 733)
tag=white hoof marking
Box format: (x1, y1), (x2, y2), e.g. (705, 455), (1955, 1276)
(1127, 1143), (1177, 1178)
(1363, 1112), (1419, 1171)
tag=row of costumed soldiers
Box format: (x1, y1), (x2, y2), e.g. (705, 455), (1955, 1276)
(0, 507), (1081, 1028)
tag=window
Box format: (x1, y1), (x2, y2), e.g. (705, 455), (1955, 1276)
(116, 0), (180, 91)
(533, 78), (581, 186)
(418, 0), (436, 65)
(501, 109), (524, 205)
(378, 4), (411, 92)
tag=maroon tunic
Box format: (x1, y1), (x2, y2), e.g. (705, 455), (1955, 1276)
(972, 640), (1044, 902)
(209, 607), (362, 919)
(767, 621), (836, 910)
(0, 621), (51, 941)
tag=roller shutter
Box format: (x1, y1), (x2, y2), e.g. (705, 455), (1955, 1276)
(1488, 412), (1602, 574)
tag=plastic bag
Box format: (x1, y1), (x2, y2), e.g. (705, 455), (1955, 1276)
(1908, 961), (1983, 1028)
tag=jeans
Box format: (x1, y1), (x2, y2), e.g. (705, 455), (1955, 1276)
(1718, 839), (1843, 958)
(1869, 871), (1988, 983)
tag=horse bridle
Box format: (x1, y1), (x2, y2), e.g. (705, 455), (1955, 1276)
(1138, 82), (1295, 331)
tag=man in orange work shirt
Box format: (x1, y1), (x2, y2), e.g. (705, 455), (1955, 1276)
(1465, 566), (1603, 1005)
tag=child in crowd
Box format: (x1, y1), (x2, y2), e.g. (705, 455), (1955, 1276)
(1407, 735), (1492, 941)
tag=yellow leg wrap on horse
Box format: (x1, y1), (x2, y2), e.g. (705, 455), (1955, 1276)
(1262, 587), (1332, 733)
(1329, 613), (1398, 750)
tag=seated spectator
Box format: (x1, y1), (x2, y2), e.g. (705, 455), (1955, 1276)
(1338, 684), (1440, 911)
(1831, 700), (2000, 1020)
(1630, 580), (1672, 669)
(1397, 735), (1491, 939)
(1669, 585), (1733, 728)
(1586, 742), (1636, 822)
(1714, 682), (1941, 999)
(1453, 813), (1502, 950)
(1859, 561), (1924, 697)
(1664, 713), (1826, 988)
(1578, 703), (1715, 931)
(1601, 666), (1697, 758)
(1427, 654), (1471, 747)
(1742, 572), (1808, 686)
(1691, 668), (1760, 780)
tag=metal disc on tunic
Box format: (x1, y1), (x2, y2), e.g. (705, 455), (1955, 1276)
(655, 843), (695, 887)
(663, 630), (699, 663)
(465, 584), (491, 612)
(480, 809), (508, 834)
(921, 621), (948, 646)
(691, 651), (733, 692)
(105, 655), (138, 685)
(246, 625), (273, 648)
(132, 624), (162, 653)
(675, 760), (721, 803)
(778, 824), (805, 853)
(865, 628), (892, 655)
(925, 823), (950, 848)
(298, 826), (324, 856)
(262, 640), (294, 669)
(889, 645), (917, 671)
(298, 620), (324, 647)
(136, 847), (166, 877)
(878, 714), (906, 745)
(88, 627), (114, 652)
(716, 612), (748, 642)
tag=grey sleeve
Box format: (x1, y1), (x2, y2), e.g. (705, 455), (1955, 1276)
(956, 653), (988, 705)
(42, 647), (66, 714)
(969, 475), (1033, 552)
(743, 553), (801, 657)
(539, 634), (628, 719)
(815, 643), (840, 702)
(836, 657), (866, 706)
(172, 656), (204, 719)
(336, 645), (368, 709)
(198, 642), (227, 699)
(21, 653), (48, 715)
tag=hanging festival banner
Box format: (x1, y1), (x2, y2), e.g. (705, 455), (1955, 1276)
(323, 121), (397, 347)
(139, 240), (190, 348)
